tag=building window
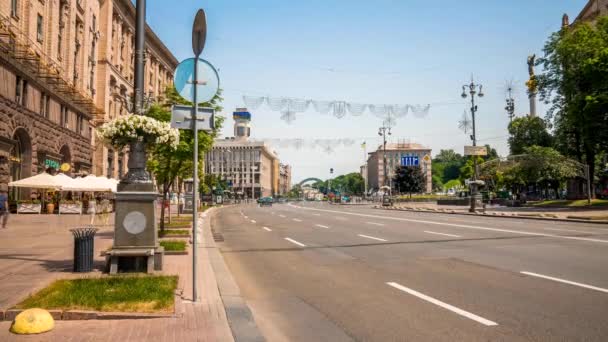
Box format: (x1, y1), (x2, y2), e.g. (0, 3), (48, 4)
(107, 150), (114, 177)
(39, 93), (50, 118)
(36, 14), (44, 43)
(15, 76), (22, 104)
(60, 105), (69, 128)
(76, 114), (83, 134)
(11, 0), (18, 18)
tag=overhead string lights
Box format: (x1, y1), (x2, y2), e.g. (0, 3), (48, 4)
(242, 95), (431, 125)
(253, 138), (357, 154)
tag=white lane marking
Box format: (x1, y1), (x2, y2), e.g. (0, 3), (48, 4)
(366, 222), (385, 226)
(521, 271), (608, 294)
(279, 215), (286, 218)
(424, 231), (461, 238)
(313, 213), (321, 216)
(543, 227), (594, 234)
(315, 224), (330, 229)
(244, 216), (249, 219)
(285, 237), (306, 247)
(386, 282), (498, 326)
(293, 218), (302, 222)
(336, 217), (348, 221)
(358, 234), (388, 242)
(263, 227), (272, 232)
(289, 205), (608, 245)
(251, 220), (256, 224)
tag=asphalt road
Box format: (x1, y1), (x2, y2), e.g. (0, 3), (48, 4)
(212, 202), (608, 342)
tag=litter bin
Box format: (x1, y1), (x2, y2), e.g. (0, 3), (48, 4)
(70, 227), (98, 272)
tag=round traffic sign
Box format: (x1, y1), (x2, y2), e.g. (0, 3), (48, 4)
(174, 58), (220, 104)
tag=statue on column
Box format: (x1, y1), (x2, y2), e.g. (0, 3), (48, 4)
(526, 54), (538, 117)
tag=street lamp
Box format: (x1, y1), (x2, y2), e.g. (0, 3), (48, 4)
(378, 124), (392, 188)
(112, 91), (155, 115)
(461, 77), (484, 213)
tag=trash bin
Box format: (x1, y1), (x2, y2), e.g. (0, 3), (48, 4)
(70, 227), (98, 272)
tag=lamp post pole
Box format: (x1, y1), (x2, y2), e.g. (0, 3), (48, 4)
(378, 125), (392, 188)
(461, 77), (484, 213)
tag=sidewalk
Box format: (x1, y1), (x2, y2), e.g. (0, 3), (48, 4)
(387, 201), (608, 222)
(0, 211), (236, 341)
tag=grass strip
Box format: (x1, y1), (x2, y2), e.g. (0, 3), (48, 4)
(158, 229), (190, 237)
(14, 276), (177, 313)
(160, 240), (187, 251)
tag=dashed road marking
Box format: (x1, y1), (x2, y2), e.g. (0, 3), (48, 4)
(285, 237), (306, 247)
(263, 227), (272, 232)
(358, 234), (387, 242)
(366, 222), (385, 226)
(315, 224), (330, 229)
(279, 215), (286, 218)
(293, 218), (302, 222)
(521, 271), (608, 294)
(251, 220), (256, 224)
(386, 282), (498, 326)
(424, 231), (461, 238)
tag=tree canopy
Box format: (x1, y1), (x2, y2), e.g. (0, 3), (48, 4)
(393, 166), (426, 196)
(508, 116), (553, 155)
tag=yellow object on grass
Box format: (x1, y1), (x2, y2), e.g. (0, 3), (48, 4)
(10, 308), (55, 335)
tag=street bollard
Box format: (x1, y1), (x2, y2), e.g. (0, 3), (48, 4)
(70, 227), (98, 272)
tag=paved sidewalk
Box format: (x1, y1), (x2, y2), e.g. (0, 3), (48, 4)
(0, 211), (235, 341)
(389, 201), (608, 221)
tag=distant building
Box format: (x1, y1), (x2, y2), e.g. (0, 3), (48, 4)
(278, 164), (292, 196)
(574, 0), (608, 23)
(205, 109), (281, 199)
(366, 142), (432, 194)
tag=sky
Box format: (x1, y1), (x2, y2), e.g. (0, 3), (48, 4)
(144, 0), (588, 183)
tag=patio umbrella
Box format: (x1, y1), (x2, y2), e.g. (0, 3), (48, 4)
(8, 172), (63, 189)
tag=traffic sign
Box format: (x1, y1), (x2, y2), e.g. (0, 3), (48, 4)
(192, 9), (207, 56)
(174, 58), (219, 104)
(401, 156), (419, 167)
(464, 146), (487, 156)
(171, 105), (214, 131)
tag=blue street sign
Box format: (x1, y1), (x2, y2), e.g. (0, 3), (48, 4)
(401, 156), (419, 167)
(174, 58), (219, 103)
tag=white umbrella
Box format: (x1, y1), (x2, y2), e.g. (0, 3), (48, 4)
(54, 173), (80, 189)
(8, 172), (63, 189)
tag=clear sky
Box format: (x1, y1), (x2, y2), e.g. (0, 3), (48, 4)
(144, 0), (588, 183)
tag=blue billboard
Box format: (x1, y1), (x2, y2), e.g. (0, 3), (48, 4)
(401, 156), (419, 167)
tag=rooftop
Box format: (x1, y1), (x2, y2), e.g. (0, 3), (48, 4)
(374, 142), (431, 152)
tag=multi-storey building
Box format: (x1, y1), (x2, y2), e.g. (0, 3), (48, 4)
(366, 142), (432, 194)
(93, 0), (177, 178)
(278, 163), (292, 196)
(205, 109), (282, 199)
(0, 0), (177, 196)
(574, 0), (608, 23)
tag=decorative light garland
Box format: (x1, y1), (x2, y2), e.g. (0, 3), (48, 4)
(243, 95), (431, 125)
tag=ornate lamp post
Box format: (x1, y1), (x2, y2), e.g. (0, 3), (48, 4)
(378, 124), (392, 188)
(461, 77), (484, 213)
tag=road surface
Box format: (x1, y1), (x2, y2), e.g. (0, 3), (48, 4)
(212, 202), (608, 341)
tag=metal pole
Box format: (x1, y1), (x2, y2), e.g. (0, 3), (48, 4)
(585, 164), (592, 205)
(383, 130), (387, 187)
(134, 0), (145, 115)
(192, 55), (199, 302)
(469, 82), (479, 213)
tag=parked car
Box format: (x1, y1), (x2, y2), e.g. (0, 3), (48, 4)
(257, 197), (273, 207)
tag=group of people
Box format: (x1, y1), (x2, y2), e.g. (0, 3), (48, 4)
(0, 186), (8, 229)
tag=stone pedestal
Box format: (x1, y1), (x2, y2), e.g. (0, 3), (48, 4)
(107, 141), (163, 273)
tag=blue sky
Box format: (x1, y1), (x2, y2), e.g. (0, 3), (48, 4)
(145, 0), (587, 183)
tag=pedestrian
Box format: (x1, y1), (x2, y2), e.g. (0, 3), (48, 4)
(0, 186), (9, 229)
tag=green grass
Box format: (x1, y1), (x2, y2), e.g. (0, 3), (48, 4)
(160, 240), (187, 251)
(14, 276), (177, 313)
(530, 199), (608, 207)
(158, 229), (190, 237)
(160, 221), (192, 228)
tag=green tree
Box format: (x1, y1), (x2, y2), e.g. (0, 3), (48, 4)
(507, 116), (553, 155)
(538, 16), (608, 193)
(147, 86), (224, 231)
(393, 166), (426, 197)
(432, 149), (466, 184)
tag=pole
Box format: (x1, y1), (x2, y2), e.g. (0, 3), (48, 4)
(470, 88), (478, 213)
(192, 55), (199, 302)
(134, 0), (145, 115)
(383, 130), (387, 187)
(585, 164), (592, 205)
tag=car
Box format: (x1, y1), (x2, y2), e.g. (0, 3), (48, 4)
(257, 197), (273, 207)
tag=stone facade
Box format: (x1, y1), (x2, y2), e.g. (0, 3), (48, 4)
(278, 164), (292, 196)
(366, 142), (432, 194)
(0, 0), (177, 195)
(575, 0), (608, 23)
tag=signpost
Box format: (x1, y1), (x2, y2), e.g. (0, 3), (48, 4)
(464, 146), (488, 156)
(171, 9), (219, 303)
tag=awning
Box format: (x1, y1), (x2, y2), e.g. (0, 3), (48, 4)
(8, 172), (63, 189)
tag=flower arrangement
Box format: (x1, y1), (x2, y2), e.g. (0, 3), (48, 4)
(96, 115), (179, 150)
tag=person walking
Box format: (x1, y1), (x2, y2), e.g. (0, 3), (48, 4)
(0, 186), (9, 229)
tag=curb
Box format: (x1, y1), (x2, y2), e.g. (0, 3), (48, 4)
(204, 207), (266, 342)
(373, 206), (608, 225)
(1, 306), (178, 321)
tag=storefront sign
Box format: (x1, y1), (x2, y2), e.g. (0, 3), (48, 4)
(45, 159), (60, 169)
(464, 146), (487, 156)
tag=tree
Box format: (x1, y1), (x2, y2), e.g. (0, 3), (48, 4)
(392, 166), (426, 197)
(507, 116), (553, 155)
(432, 149), (466, 184)
(538, 16), (608, 195)
(147, 86), (224, 231)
